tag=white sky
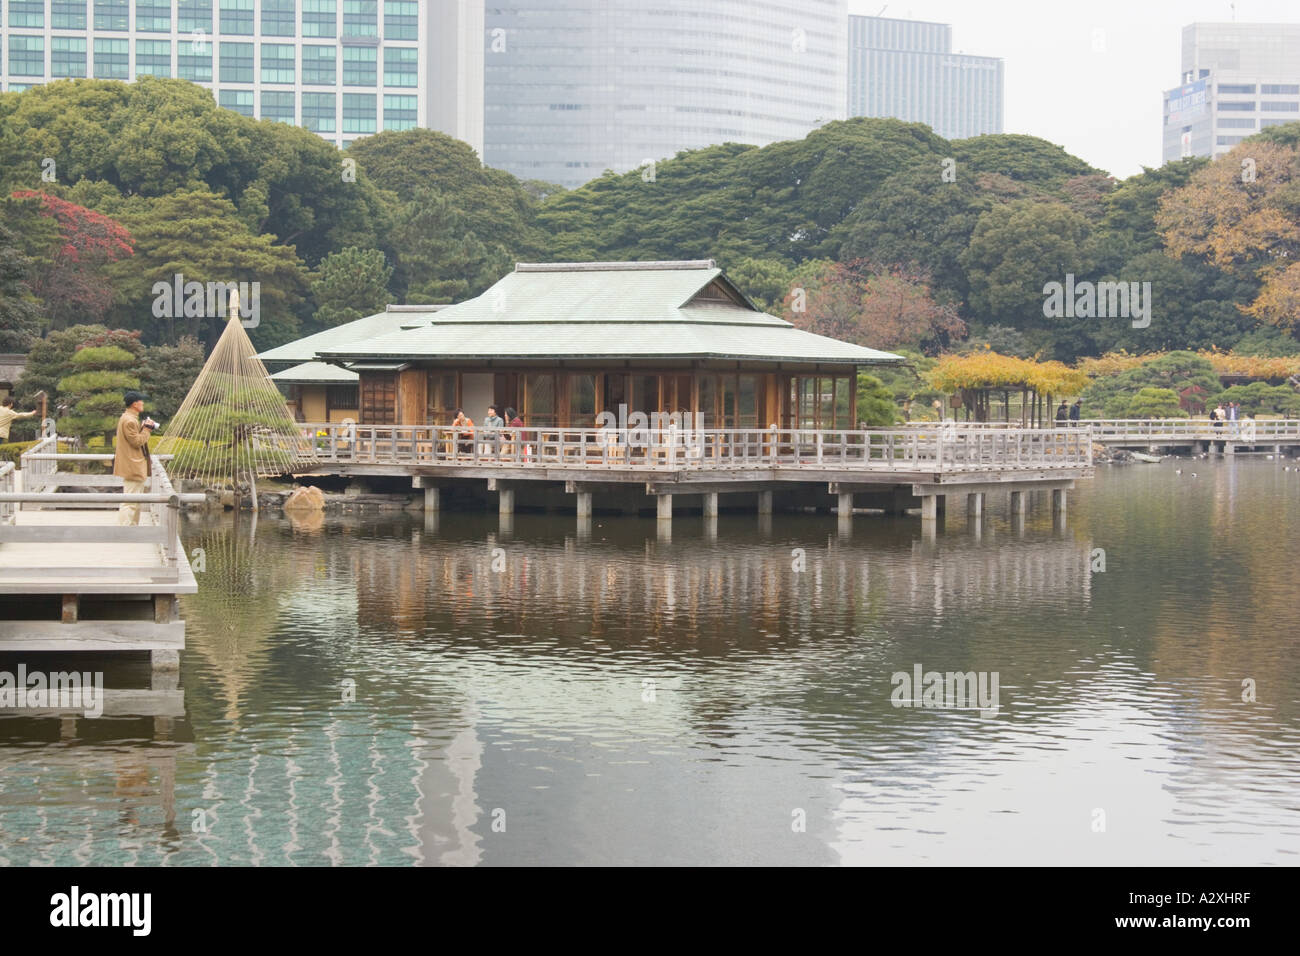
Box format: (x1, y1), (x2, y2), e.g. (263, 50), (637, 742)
(846, 0), (1300, 179)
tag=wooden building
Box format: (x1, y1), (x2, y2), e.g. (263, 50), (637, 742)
(308, 260), (900, 430)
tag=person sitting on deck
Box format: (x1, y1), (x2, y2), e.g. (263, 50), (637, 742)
(451, 408), (474, 457)
(113, 390), (158, 526)
(0, 397), (37, 442)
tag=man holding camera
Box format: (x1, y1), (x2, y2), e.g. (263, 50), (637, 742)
(113, 390), (159, 526)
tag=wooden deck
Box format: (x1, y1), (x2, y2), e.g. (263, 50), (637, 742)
(0, 437), (203, 667)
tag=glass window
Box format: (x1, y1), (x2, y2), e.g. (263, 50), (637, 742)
(302, 45), (335, 84)
(1262, 84), (1300, 95)
(382, 93), (416, 129)
(426, 372), (457, 422)
(261, 0), (295, 36)
(261, 43), (295, 83)
(9, 2), (45, 28)
(1217, 84), (1256, 94)
(178, 36), (213, 81)
(383, 45), (417, 87)
(302, 92), (336, 132)
(738, 374), (758, 427)
(383, 0), (417, 40)
(302, 0), (336, 37)
(261, 90), (295, 123)
(219, 0), (253, 35)
(1218, 101), (1256, 111)
(135, 1), (170, 32)
(721, 375), (736, 427)
(342, 45), (376, 85)
(51, 37), (88, 78)
(52, 2), (88, 30)
(93, 37), (129, 79)
(834, 377), (851, 429)
(94, 0), (128, 30)
(343, 0), (377, 38)
(219, 41), (254, 83)
(698, 375), (717, 427)
(570, 375), (596, 425)
(1217, 118), (1255, 129)
(178, 0), (213, 33)
(630, 374), (659, 417)
(219, 88), (253, 116)
(135, 39), (171, 77)
(342, 92), (375, 133)
(1262, 101), (1300, 112)
(523, 374), (556, 428)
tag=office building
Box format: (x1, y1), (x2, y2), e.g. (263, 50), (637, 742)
(0, 0), (484, 152)
(1162, 22), (1300, 162)
(846, 15), (1003, 141)
(483, 0), (848, 189)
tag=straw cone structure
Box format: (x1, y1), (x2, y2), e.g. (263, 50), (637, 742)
(155, 302), (317, 485)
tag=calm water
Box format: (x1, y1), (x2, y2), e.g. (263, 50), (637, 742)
(1, 459), (1298, 866)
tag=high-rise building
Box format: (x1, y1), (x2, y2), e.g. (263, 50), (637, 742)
(1162, 22), (1300, 163)
(483, 0), (848, 190)
(846, 15), (1003, 141)
(0, 1), (484, 153)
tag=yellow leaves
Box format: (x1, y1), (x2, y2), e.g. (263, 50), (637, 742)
(1077, 351), (1150, 377)
(926, 351), (1089, 397)
(1199, 345), (1300, 378)
(1240, 260), (1300, 332)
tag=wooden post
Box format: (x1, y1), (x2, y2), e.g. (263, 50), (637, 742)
(423, 486), (440, 511)
(575, 491), (592, 518)
(757, 490), (773, 515)
(498, 487), (514, 516)
(703, 492), (718, 517)
(657, 494), (672, 521)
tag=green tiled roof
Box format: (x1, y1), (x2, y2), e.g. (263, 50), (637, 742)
(317, 261), (902, 365)
(258, 304), (450, 365)
(269, 361), (359, 384)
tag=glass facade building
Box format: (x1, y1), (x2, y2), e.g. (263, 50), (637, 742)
(0, 0), (484, 151)
(1162, 23), (1300, 163)
(483, 0), (848, 189)
(845, 15), (1003, 141)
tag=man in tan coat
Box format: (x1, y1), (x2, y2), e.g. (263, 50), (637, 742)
(113, 390), (157, 526)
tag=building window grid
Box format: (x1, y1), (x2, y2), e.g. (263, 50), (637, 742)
(51, 36), (88, 77)
(135, 38), (171, 76)
(301, 44), (335, 84)
(52, 1), (89, 30)
(218, 87), (253, 116)
(383, 92), (416, 130)
(343, 1), (378, 38)
(178, 0), (213, 34)
(383, 0), (416, 40)
(260, 0), (296, 36)
(302, 91), (335, 131)
(261, 90), (295, 123)
(260, 43), (295, 84)
(135, 1), (170, 32)
(342, 45), (376, 86)
(9, 1), (45, 29)
(342, 91), (376, 133)
(93, 36), (129, 78)
(302, 0), (336, 37)
(219, 0), (254, 36)
(383, 45), (417, 87)
(219, 40), (253, 83)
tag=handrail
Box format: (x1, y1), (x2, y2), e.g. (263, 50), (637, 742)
(301, 422), (1094, 472)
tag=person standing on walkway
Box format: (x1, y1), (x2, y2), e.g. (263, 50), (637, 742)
(1055, 401), (1069, 426)
(113, 390), (157, 526)
(1069, 399), (1082, 426)
(0, 397), (38, 442)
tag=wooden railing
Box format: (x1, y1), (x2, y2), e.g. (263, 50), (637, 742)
(302, 423), (1093, 473)
(0, 436), (205, 579)
(1081, 418), (1300, 442)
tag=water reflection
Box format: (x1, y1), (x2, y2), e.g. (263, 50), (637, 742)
(0, 460), (1297, 865)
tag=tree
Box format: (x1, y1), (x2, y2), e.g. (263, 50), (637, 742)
(1123, 387), (1188, 418)
(56, 344), (140, 442)
(138, 336), (205, 420)
(1156, 139), (1300, 331)
(1080, 351), (1221, 417)
(311, 247), (393, 328)
(104, 189), (309, 349)
(0, 220), (42, 350)
(9, 190), (134, 328)
(960, 200), (1096, 358)
(1214, 381), (1300, 417)
(391, 188), (511, 302)
(855, 373), (896, 426)
(785, 259), (965, 353)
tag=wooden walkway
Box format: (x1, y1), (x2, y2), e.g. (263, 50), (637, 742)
(298, 422), (1094, 525)
(0, 436), (203, 668)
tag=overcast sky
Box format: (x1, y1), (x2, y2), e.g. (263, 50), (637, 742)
(846, 0), (1300, 179)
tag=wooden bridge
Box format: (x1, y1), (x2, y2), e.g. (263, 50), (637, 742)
(1082, 418), (1300, 454)
(0, 436), (204, 670)
(299, 422), (1094, 526)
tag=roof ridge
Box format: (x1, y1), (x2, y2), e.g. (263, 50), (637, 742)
(514, 260), (716, 273)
